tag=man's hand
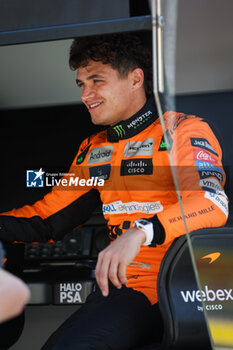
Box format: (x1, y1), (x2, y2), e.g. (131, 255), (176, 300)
(0, 268), (30, 322)
(95, 227), (146, 297)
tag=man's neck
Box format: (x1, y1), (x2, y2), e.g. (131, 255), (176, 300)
(107, 96), (157, 142)
(119, 93), (147, 124)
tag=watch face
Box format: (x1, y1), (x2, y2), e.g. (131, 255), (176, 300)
(139, 219), (149, 226)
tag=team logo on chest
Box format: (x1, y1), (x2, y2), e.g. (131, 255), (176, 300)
(123, 138), (154, 158)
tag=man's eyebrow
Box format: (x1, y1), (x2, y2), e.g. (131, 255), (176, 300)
(76, 73), (106, 85)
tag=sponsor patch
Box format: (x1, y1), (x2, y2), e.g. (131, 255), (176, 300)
(126, 110), (152, 130)
(191, 137), (218, 156)
(195, 160), (223, 173)
(205, 191), (228, 218)
(200, 178), (223, 194)
(113, 125), (126, 138)
(103, 200), (163, 215)
(89, 164), (111, 180)
(120, 158), (153, 176)
(193, 148), (218, 164)
(123, 139), (154, 158)
(129, 261), (151, 270)
(198, 170), (223, 183)
(88, 146), (113, 165)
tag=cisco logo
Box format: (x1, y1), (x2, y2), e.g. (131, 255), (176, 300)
(180, 285), (233, 312)
(120, 158), (153, 176)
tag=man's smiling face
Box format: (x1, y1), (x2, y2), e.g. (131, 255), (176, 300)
(76, 60), (146, 126)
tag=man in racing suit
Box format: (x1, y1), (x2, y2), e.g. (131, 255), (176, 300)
(0, 33), (228, 349)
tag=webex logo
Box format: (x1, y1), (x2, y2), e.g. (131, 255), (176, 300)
(180, 285), (233, 303)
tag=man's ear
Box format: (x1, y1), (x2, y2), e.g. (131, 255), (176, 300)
(131, 68), (144, 91)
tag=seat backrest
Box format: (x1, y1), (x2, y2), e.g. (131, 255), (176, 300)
(157, 226), (233, 350)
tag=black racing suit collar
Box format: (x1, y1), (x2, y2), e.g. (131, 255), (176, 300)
(107, 96), (158, 142)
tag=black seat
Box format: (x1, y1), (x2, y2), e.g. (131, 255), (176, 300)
(135, 226), (233, 350)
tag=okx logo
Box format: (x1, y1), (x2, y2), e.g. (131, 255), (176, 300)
(26, 168), (45, 187)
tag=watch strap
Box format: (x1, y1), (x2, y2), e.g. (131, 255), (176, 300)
(133, 219), (154, 246)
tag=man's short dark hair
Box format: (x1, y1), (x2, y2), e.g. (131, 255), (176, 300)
(69, 33), (152, 97)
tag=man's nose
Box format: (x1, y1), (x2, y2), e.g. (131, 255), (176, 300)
(81, 85), (95, 100)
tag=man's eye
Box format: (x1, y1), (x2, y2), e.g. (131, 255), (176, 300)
(94, 80), (103, 84)
(77, 83), (83, 88)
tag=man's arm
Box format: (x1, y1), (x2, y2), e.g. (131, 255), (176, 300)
(0, 189), (101, 243)
(156, 113), (228, 245)
(0, 138), (101, 243)
(95, 227), (146, 297)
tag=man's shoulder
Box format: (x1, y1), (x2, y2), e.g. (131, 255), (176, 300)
(75, 129), (108, 165)
(80, 129), (108, 149)
(163, 111), (204, 135)
(91, 129), (108, 142)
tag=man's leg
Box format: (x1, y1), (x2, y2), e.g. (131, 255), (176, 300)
(41, 284), (163, 350)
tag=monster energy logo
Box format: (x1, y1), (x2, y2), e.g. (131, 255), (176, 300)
(113, 125), (126, 138)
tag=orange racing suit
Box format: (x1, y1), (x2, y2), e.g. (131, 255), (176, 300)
(0, 97), (228, 304)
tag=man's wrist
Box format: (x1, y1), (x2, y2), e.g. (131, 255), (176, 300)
(133, 219), (154, 246)
(133, 226), (147, 245)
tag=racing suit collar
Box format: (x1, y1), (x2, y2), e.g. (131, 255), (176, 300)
(107, 96), (158, 142)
